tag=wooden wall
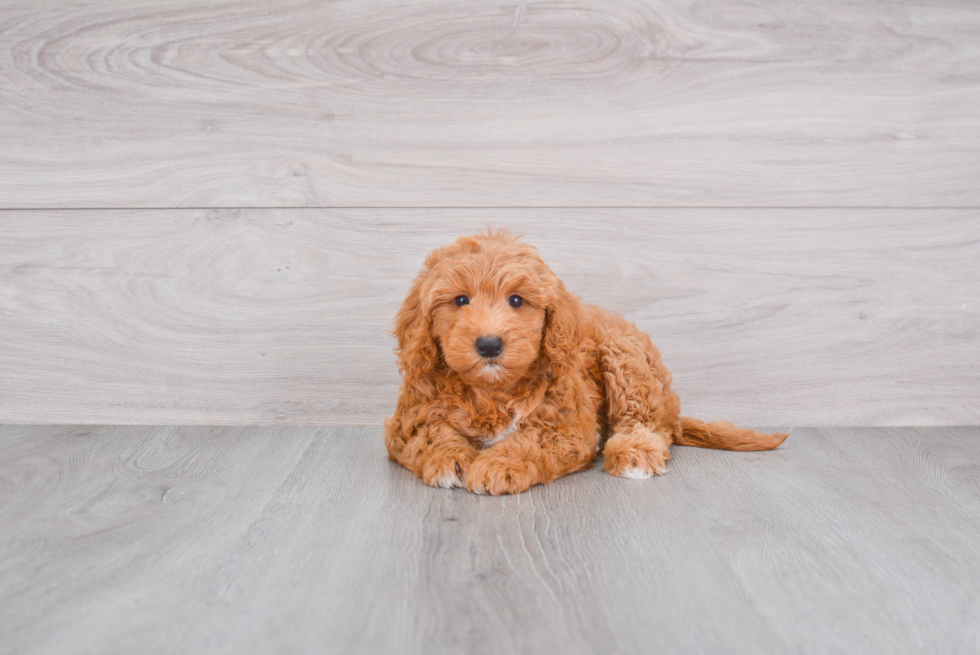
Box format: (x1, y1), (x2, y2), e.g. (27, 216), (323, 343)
(1, 1), (977, 425)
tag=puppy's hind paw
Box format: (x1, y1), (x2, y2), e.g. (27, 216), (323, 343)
(617, 466), (659, 479)
(602, 426), (670, 479)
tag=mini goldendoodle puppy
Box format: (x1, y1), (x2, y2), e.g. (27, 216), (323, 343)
(385, 230), (787, 495)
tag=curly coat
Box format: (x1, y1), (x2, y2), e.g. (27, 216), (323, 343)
(385, 230), (787, 495)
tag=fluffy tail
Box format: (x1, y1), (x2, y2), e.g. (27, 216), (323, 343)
(675, 416), (788, 451)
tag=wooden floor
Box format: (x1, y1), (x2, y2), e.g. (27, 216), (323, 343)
(2, 425), (978, 654)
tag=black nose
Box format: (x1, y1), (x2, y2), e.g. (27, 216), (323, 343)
(475, 335), (503, 359)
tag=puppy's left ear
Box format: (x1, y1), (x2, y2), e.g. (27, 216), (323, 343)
(541, 279), (583, 377)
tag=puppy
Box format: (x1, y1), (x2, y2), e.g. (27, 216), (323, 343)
(385, 230), (787, 495)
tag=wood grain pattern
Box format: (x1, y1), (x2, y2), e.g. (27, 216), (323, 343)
(2, 209), (977, 426)
(0, 425), (318, 654)
(1, 0), (978, 207)
(1, 425), (978, 653)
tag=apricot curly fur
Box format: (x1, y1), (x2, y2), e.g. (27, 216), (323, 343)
(384, 230), (788, 495)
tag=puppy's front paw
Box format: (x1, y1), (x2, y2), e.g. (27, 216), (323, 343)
(421, 449), (476, 489)
(602, 427), (671, 479)
(465, 454), (539, 496)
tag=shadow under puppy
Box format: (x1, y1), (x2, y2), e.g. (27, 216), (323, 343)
(385, 230), (787, 495)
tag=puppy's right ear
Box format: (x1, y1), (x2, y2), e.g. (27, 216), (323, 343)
(393, 271), (439, 381)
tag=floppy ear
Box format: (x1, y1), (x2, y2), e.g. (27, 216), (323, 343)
(541, 281), (583, 378)
(393, 271), (439, 381)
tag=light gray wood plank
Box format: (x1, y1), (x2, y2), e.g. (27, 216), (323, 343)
(1, 425), (979, 654)
(150, 426), (785, 655)
(1, 0), (978, 207)
(700, 427), (980, 652)
(1, 209), (977, 426)
(0, 425), (318, 655)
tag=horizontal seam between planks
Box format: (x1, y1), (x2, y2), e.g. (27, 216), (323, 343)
(1, 206), (979, 212)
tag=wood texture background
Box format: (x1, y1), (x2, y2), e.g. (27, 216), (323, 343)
(2, 210), (978, 426)
(1, 0), (978, 207)
(1, 0), (978, 425)
(2, 425), (978, 653)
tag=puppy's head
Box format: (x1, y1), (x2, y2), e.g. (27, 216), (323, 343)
(394, 230), (580, 388)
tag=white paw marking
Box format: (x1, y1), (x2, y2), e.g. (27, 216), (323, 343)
(434, 472), (463, 489)
(618, 465), (666, 479)
(619, 467), (654, 479)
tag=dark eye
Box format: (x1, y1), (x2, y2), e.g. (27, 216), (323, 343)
(508, 295), (524, 308)
(454, 295), (469, 308)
